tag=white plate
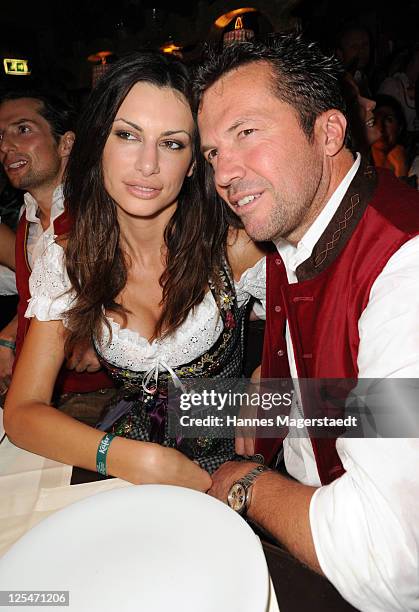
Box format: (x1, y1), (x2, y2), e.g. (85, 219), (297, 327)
(0, 484), (270, 612)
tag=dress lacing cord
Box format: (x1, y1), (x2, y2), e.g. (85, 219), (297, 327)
(141, 357), (186, 394)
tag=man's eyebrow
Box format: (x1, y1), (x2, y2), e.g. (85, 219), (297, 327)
(114, 118), (191, 139)
(10, 118), (39, 127)
(200, 118), (248, 154)
(227, 119), (247, 134)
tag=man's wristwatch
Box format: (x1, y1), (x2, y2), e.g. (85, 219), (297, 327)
(227, 465), (270, 517)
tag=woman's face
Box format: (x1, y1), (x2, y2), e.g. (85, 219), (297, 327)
(345, 74), (381, 145)
(103, 82), (194, 219)
(374, 105), (401, 151)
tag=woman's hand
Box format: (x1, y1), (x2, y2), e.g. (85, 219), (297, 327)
(108, 437), (212, 492)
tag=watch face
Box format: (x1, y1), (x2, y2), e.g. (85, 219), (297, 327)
(227, 483), (246, 513)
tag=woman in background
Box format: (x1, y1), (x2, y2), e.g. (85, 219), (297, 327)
(371, 94), (409, 177)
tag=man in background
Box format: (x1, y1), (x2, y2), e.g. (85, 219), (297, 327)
(0, 91), (114, 418)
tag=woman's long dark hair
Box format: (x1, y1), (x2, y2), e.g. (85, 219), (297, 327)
(64, 51), (231, 353)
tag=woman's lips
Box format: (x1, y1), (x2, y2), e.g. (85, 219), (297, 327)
(125, 183), (162, 199)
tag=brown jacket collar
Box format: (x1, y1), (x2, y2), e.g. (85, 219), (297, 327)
(296, 161), (377, 282)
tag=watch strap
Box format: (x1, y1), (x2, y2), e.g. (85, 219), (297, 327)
(230, 464), (270, 517)
(237, 464), (270, 489)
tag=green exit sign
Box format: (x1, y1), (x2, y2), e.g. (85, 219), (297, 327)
(3, 58), (31, 76)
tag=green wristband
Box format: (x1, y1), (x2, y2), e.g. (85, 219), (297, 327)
(96, 433), (115, 476)
(0, 339), (15, 351)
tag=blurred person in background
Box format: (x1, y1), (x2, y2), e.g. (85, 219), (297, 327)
(0, 90), (115, 415)
(342, 72), (382, 157)
(335, 22), (373, 97)
(378, 45), (419, 136)
(371, 94), (409, 178)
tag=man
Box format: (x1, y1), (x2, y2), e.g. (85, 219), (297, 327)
(0, 91), (114, 415)
(195, 36), (419, 611)
(335, 23), (372, 97)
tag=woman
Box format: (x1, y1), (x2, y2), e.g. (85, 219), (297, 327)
(342, 72), (382, 156)
(371, 94), (409, 177)
(4, 52), (265, 490)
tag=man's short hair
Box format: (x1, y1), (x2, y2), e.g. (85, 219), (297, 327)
(0, 90), (76, 143)
(194, 34), (347, 142)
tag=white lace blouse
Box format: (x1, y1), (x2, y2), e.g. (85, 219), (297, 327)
(26, 239), (266, 373)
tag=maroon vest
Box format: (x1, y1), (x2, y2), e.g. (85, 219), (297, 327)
(14, 209), (114, 394)
(257, 165), (419, 484)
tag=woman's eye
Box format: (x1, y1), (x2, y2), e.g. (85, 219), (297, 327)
(161, 140), (184, 151)
(239, 128), (255, 137)
(115, 130), (136, 140)
(18, 125), (31, 135)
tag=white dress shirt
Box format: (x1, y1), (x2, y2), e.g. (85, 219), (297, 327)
(276, 155), (419, 611)
(24, 185), (64, 270)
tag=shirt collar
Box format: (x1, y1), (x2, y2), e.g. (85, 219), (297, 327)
(24, 184), (65, 224)
(275, 153), (361, 273)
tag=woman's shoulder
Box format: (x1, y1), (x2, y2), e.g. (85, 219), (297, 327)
(225, 229), (268, 309)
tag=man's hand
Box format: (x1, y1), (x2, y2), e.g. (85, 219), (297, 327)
(207, 460), (261, 503)
(208, 459), (321, 573)
(66, 342), (101, 373)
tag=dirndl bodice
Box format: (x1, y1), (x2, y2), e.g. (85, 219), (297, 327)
(95, 264), (249, 473)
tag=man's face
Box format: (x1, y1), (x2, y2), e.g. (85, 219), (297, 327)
(0, 98), (62, 191)
(198, 62), (325, 244)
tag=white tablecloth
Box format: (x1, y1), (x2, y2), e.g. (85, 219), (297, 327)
(0, 410), (279, 611)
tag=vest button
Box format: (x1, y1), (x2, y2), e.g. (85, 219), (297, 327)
(274, 305), (281, 313)
(275, 258), (282, 266)
(277, 349), (285, 357)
